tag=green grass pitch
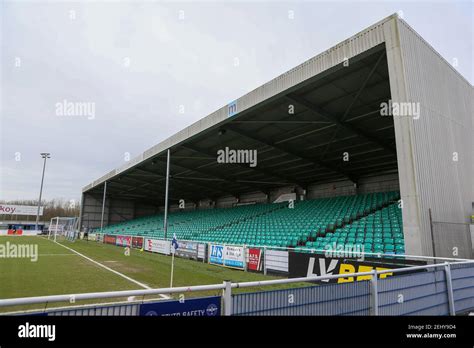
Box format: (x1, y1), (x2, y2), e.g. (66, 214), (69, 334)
(0, 236), (305, 313)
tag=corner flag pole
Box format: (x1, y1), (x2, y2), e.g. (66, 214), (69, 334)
(170, 250), (175, 288)
(170, 234), (178, 288)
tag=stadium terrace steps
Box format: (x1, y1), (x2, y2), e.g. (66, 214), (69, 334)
(94, 191), (404, 253)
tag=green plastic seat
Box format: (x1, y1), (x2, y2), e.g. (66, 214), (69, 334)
(395, 245), (405, 252)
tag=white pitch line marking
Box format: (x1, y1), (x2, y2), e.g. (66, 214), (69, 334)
(51, 240), (170, 299)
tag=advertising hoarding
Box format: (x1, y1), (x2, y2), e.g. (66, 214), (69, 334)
(139, 296), (220, 316)
(104, 235), (117, 245)
(209, 244), (245, 269)
(116, 235), (132, 247)
(132, 236), (144, 249)
(288, 252), (426, 283)
(175, 240), (199, 260)
(247, 248), (262, 271)
(144, 238), (171, 255)
(265, 249), (288, 273)
(0, 204), (44, 216)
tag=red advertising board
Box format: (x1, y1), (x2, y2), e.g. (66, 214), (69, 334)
(104, 235), (117, 245)
(247, 248), (262, 271)
(116, 235), (132, 247)
(7, 229), (23, 235)
(132, 236), (144, 249)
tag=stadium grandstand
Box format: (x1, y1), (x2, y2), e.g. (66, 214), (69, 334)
(95, 191), (404, 254)
(1, 12), (474, 328)
(80, 13), (473, 260)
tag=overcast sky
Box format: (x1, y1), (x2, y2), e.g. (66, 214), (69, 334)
(1, 0), (472, 204)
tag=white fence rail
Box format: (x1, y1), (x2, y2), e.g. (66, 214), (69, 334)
(2, 260), (474, 316)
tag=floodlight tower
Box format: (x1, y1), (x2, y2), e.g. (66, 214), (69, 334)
(35, 153), (51, 231)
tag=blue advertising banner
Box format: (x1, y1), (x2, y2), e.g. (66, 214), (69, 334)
(209, 244), (224, 265)
(139, 296), (221, 316)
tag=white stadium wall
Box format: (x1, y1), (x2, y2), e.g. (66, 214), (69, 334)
(387, 18), (473, 258)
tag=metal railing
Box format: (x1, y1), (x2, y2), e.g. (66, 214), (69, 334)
(1, 259), (473, 316)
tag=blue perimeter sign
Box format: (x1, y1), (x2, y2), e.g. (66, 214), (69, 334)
(209, 244), (245, 269)
(139, 296), (221, 316)
(209, 244), (225, 265)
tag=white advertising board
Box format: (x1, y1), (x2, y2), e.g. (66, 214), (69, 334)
(265, 249), (289, 273)
(144, 238), (171, 255)
(209, 244), (245, 269)
(0, 204), (44, 216)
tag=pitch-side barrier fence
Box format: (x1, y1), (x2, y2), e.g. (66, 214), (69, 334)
(86, 233), (469, 280)
(1, 259), (474, 316)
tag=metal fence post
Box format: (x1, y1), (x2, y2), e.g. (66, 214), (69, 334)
(370, 270), (379, 316)
(244, 245), (247, 272)
(429, 208), (437, 259)
(223, 280), (232, 316)
(223, 244), (226, 267)
(263, 246), (267, 275)
(444, 262), (456, 315)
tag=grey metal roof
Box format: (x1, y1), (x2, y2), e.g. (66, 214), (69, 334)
(83, 15), (401, 203)
(84, 48), (396, 203)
